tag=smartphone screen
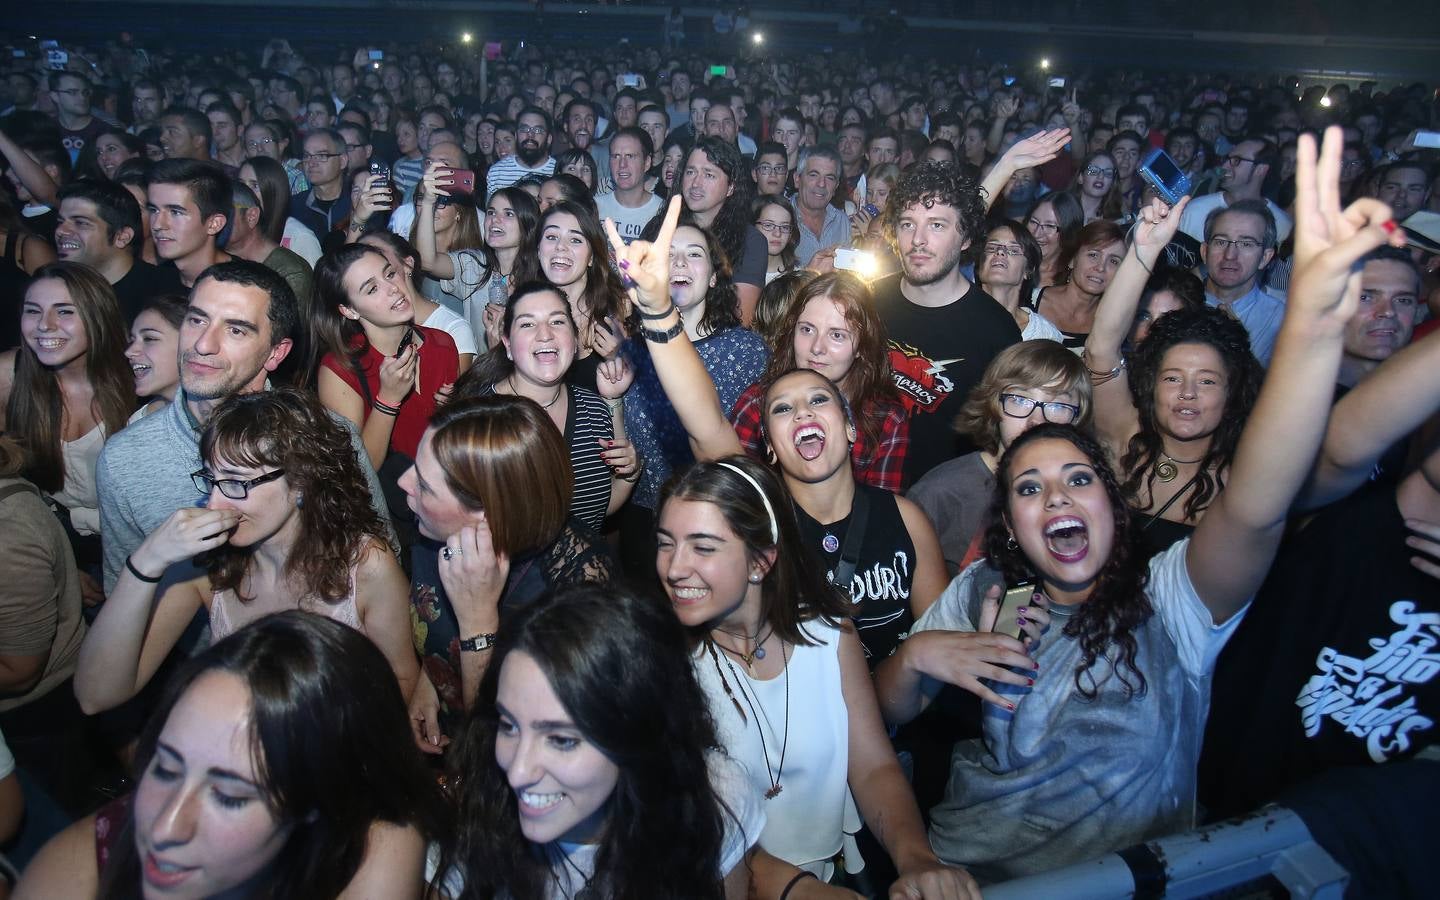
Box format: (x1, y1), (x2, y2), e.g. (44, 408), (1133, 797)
(368, 49), (384, 61)
(1144, 150), (1185, 190)
(710, 64), (728, 76)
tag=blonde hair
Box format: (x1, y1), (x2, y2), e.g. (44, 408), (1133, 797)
(954, 340), (1093, 454)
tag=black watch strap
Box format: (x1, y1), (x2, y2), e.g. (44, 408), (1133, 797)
(641, 318), (686, 343)
(459, 632), (496, 652)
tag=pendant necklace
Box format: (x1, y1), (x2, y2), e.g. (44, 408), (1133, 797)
(706, 639), (790, 799)
(712, 624), (770, 670)
(508, 376), (563, 410)
(551, 843), (598, 900)
(1155, 450), (1204, 483)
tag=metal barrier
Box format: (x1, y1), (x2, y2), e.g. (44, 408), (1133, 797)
(983, 806), (1349, 899)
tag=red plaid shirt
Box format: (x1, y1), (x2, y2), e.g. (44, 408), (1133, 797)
(728, 382), (910, 493)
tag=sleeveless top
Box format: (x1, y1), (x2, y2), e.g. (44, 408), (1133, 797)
(792, 485), (916, 665)
(209, 564), (364, 641)
(1030, 287), (1089, 351)
(51, 423), (106, 536)
(693, 620), (855, 877)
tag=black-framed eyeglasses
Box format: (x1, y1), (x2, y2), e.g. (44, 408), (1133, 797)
(999, 393), (1080, 424)
(191, 468), (286, 500)
(302, 152), (342, 162)
(1082, 166), (1116, 179)
(984, 242), (1024, 257)
(1224, 155), (1257, 167)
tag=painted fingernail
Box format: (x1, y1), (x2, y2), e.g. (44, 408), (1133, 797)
(1018, 616), (1027, 626)
(618, 258), (631, 269)
(1006, 702), (1016, 711)
(1382, 219), (1398, 234)
(1017, 606), (1028, 614)
(1026, 678), (1035, 686)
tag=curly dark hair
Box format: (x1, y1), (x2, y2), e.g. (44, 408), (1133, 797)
(199, 388), (389, 603)
(637, 219), (741, 337)
(679, 136), (755, 270)
(1121, 306), (1263, 522)
(983, 424), (1153, 700)
(440, 585), (733, 900)
(882, 161), (988, 251)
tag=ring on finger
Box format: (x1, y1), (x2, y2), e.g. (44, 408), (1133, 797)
(442, 546), (461, 561)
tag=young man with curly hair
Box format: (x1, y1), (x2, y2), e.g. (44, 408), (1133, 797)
(877, 161), (1022, 485)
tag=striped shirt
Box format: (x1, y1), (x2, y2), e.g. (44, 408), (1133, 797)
(485, 155), (556, 200)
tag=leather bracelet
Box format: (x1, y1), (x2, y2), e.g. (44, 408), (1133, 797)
(779, 871), (817, 900)
(637, 302), (678, 320)
(125, 555), (163, 584)
(373, 399), (402, 416)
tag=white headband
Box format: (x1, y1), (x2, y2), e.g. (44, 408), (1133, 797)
(716, 462), (779, 545)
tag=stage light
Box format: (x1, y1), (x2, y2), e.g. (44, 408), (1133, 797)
(461, 32), (473, 44)
(753, 32), (765, 45)
(1040, 58), (1050, 70)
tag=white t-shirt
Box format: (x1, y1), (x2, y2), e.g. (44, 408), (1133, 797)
(595, 191), (664, 243)
(419, 303), (479, 358)
(427, 751), (763, 898)
(281, 217), (323, 266)
(1178, 191), (1293, 245)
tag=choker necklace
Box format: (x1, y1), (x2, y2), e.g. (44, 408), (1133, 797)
(706, 640), (789, 799)
(509, 376), (563, 410)
(714, 625), (771, 671)
(1155, 450), (1204, 483)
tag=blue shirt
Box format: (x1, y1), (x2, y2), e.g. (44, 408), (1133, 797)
(795, 204), (853, 268)
(1205, 283), (1286, 365)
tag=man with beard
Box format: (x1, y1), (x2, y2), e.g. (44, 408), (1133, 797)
(485, 107), (556, 200)
(873, 162), (1021, 485)
(561, 98), (608, 186)
(595, 127), (661, 243)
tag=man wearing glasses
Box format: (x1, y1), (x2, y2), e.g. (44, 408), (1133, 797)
(50, 73), (113, 164)
(289, 128), (351, 239)
(97, 260), (391, 591)
(751, 143), (789, 197)
(1178, 137), (1292, 244)
(485, 107), (556, 200)
(1199, 200), (1286, 365)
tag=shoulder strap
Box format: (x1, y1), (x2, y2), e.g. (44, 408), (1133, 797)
(1140, 473), (1202, 531)
(832, 487), (871, 589)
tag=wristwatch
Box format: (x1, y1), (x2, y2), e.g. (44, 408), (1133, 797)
(459, 632), (496, 652)
(641, 318), (686, 343)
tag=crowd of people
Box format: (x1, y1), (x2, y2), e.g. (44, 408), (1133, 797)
(0, 24), (1437, 899)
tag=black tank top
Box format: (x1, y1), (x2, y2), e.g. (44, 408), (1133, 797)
(793, 484), (916, 666)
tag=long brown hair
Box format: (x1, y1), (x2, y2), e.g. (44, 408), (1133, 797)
(6, 262), (133, 491)
(199, 389), (389, 602)
(759, 272), (899, 449)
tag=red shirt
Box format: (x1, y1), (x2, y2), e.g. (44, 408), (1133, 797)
(320, 326), (459, 460)
(728, 380), (910, 493)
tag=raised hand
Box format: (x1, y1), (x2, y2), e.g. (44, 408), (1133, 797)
(420, 161), (454, 206)
(1290, 126), (1407, 330)
(1001, 127), (1071, 170)
(599, 437), (639, 482)
(1131, 194), (1189, 259)
(604, 194), (683, 315)
(595, 355), (634, 400)
(352, 174), (394, 222)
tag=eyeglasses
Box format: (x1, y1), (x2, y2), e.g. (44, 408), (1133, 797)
(756, 220), (792, 234)
(999, 393), (1080, 424)
(1207, 236), (1264, 253)
(754, 164), (786, 176)
(984, 242), (1025, 257)
(1028, 221), (1059, 235)
(516, 124), (548, 135)
(1224, 155), (1257, 167)
(302, 152), (342, 162)
(435, 196), (455, 209)
(344, 143), (365, 151)
(191, 468), (286, 500)
(245, 138), (275, 150)
(1082, 166), (1116, 179)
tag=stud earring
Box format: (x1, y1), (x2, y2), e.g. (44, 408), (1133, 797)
(1006, 534), (1017, 550)
(748, 573), (762, 584)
